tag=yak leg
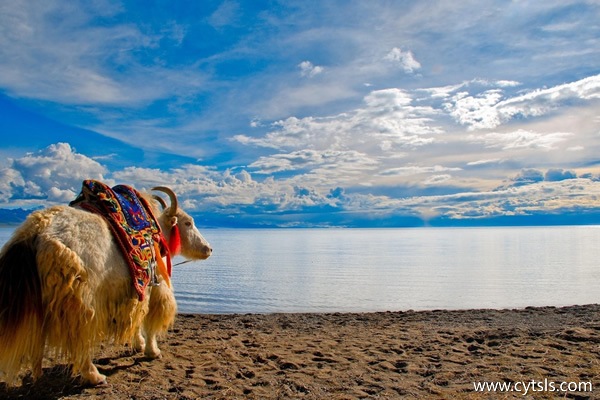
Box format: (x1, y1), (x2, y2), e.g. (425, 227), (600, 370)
(132, 327), (146, 353)
(31, 327), (49, 380)
(143, 282), (177, 359)
(31, 345), (44, 380)
(80, 355), (106, 386)
(145, 332), (161, 359)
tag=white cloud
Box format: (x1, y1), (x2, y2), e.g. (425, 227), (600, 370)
(384, 47), (421, 74)
(470, 129), (572, 150)
(445, 89), (505, 130)
(495, 74), (600, 119)
(249, 118), (262, 128)
(390, 177), (600, 220)
(418, 83), (465, 99)
(249, 149), (379, 179)
(0, 168), (25, 200)
(444, 74), (600, 130)
(47, 187), (77, 202)
(109, 163), (263, 209)
(380, 165), (461, 177)
(236, 88), (441, 153)
(420, 79), (520, 101)
(0, 143), (107, 204)
(496, 80), (521, 88)
(112, 166), (180, 188)
(466, 158), (502, 166)
(298, 61), (324, 78)
(424, 174), (452, 185)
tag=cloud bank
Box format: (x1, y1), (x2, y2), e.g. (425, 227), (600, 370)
(2, 139), (599, 227)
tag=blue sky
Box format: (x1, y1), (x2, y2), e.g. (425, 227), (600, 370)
(1, 0), (600, 227)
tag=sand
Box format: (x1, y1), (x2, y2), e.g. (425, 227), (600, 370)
(1, 305), (599, 399)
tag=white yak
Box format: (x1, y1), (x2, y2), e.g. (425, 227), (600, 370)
(0, 184), (211, 386)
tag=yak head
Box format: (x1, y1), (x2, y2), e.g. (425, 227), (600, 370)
(152, 187), (212, 260)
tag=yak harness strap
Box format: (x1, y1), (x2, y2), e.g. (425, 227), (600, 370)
(70, 180), (172, 300)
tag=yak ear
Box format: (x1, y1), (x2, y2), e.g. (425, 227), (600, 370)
(169, 216), (178, 227)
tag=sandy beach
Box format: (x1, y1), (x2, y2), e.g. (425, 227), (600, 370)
(1, 304), (599, 399)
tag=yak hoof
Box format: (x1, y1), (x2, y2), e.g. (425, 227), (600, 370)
(82, 370), (107, 386)
(95, 375), (108, 386)
(84, 375), (107, 387)
(145, 348), (162, 359)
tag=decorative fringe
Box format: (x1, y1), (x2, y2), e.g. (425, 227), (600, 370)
(154, 241), (171, 287)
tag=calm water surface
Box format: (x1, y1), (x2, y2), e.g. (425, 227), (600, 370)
(1, 226), (599, 313)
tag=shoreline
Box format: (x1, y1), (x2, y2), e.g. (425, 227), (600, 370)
(1, 304), (599, 399)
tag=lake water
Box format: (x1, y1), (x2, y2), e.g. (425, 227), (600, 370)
(1, 226), (599, 314)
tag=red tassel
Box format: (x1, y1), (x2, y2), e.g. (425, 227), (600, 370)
(169, 224), (181, 255)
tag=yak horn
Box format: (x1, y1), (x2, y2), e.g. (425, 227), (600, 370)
(152, 195), (167, 210)
(152, 186), (178, 216)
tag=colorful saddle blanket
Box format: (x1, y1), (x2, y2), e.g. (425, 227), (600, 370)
(70, 180), (169, 300)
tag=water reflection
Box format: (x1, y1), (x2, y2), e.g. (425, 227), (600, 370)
(171, 227), (600, 313)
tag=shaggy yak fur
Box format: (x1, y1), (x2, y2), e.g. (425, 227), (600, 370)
(0, 187), (211, 386)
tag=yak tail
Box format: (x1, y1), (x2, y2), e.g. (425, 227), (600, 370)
(0, 235), (44, 384)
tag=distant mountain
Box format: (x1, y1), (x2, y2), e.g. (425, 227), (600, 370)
(0, 208), (34, 225)
(3, 207), (600, 228)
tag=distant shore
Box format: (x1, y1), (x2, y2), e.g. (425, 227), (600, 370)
(1, 304), (599, 399)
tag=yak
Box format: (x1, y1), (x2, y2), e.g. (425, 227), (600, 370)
(0, 184), (211, 386)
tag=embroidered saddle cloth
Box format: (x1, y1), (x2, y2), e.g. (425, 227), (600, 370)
(70, 180), (169, 300)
